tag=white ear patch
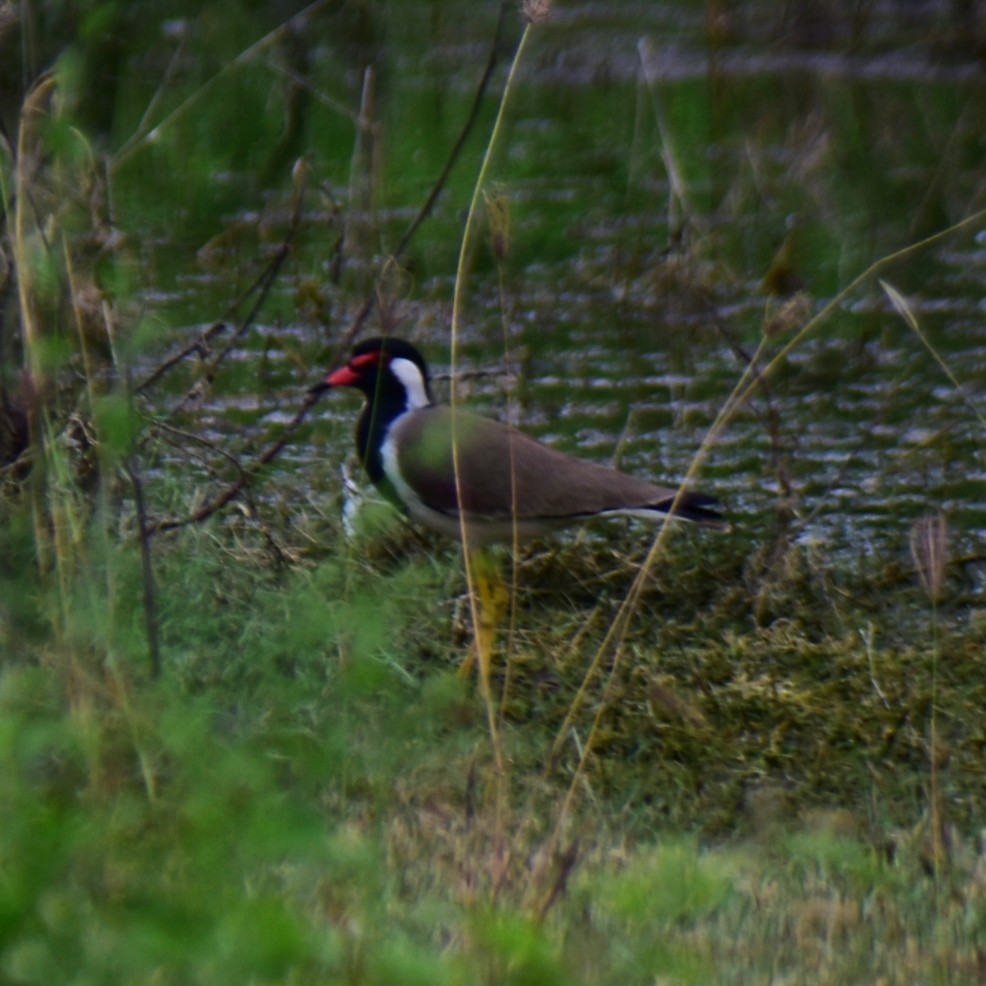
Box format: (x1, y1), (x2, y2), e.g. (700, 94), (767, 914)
(389, 357), (431, 410)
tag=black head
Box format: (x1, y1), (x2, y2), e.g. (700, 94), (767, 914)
(310, 338), (435, 487)
(311, 336), (434, 409)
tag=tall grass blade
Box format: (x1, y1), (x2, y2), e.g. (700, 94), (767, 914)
(881, 278), (984, 429)
(450, 15), (539, 778)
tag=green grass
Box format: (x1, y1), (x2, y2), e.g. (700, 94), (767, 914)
(2, 502), (985, 983)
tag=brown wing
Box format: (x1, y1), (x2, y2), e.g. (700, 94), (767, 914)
(391, 406), (698, 521)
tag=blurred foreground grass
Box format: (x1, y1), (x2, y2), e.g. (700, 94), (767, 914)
(1, 504), (985, 984)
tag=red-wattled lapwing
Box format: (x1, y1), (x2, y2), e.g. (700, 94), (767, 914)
(310, 336), (723, 545)
(311, 336), (723, 682)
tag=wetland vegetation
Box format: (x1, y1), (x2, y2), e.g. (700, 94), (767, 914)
(1, 1), (985, 982)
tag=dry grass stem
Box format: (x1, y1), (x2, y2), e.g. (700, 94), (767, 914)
(910, 514), (949, 604)
(523, 0), (552, 25)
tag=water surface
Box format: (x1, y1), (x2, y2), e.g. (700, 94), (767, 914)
(134, 2), (986, 580)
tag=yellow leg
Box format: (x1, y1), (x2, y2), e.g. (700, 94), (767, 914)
(458, 547), (508, 683)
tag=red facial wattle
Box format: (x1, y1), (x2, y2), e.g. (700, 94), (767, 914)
(325, 351), (381, 388)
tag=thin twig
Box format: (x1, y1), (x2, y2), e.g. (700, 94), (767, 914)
(147, 390), (322, 534)
(135, 322), (227, 395)
(111, 0), (339, 171)
(126, 460), (162, 678)
(146, 5), (511, 536)
(332, 0), (510, 359)
(171, 166), (309, 415)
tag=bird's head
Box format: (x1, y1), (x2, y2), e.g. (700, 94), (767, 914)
(311, 337), (434, 411)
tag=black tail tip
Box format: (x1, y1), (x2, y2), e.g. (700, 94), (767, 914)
(673, 492), (726, 528)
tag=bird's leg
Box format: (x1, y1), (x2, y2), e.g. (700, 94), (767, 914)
(458, 546), (508, 684)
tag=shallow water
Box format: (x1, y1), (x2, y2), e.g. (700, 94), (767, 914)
(139, 2), (986, 581)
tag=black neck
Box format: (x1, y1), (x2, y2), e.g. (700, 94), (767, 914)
(356, 391), (409, 500)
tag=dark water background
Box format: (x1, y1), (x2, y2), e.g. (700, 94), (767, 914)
(97, 1), (986, 572)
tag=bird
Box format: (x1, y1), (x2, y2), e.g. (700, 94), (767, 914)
(310, 336), (722, 546)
